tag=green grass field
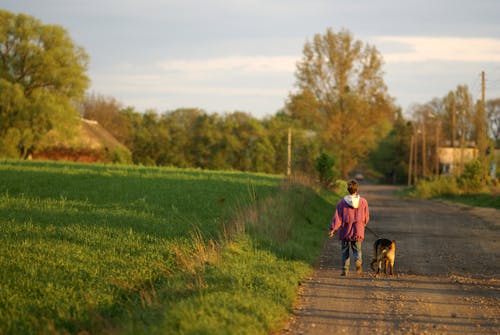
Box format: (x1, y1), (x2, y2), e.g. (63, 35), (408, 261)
(0, 160), (337, 334)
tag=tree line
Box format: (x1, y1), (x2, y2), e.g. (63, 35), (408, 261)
(78, 27), (398, 179)
(407, 86), (497, 182)
(1, 10), (497, 183)
(79, 94), (321, 175)
(371, 86), (499, 184)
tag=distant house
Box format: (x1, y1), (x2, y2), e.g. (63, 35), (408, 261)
(33, 118), (131, 163)
(438, 145), (499, 179)
(438, 146), (478, 174)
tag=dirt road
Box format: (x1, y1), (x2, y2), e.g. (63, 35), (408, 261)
(281, 185), (500, 335)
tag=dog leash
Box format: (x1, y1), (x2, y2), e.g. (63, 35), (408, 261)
(365, 225), (382, 239)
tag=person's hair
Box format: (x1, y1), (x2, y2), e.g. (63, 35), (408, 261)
(347, 179), (359, 195)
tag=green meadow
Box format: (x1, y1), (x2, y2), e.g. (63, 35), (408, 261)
(0, 160), (337, 334)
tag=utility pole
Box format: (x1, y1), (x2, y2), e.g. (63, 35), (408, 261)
(482, 71), (485, 110)
(414, 128), (419, 185)
(422, 116), (426, 178)
(287, 127), (292, 177)
(451, 96), (456, 148)
(408, 135), (414, 186)
(435, 121), (440, 175)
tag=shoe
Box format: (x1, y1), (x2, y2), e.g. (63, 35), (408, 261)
(355, 262), (362, 275)
(341, 271), (348, 276)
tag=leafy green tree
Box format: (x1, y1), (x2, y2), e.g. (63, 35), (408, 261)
(370, 109), (413, 183)
(127, 110), (173, 166)
(453, 85), (474, 173)
(144, 110), (171, 165)
(443, 91), (457, 147)
(118, 106), (142, 150)
(315, 151), (337, 188)
(485, 98), (500, 147)
(164, 108), (203, 167)
(289, 28), (395, 178)
(0, 127), (22, 158)
(474, 97), (489, 181)
(285, 90), (321, 131)
(0, 10), (89, 157)
(458, 160), (483, 193)
(263, 111), (322, 176)
(290, 130), (321, 176)
(454, 85), (474, 142)
(223, 112), (273, 172)
(191, 113), (222, 169)
(262, 112), (293, 174)
(212, 113), (244, 170)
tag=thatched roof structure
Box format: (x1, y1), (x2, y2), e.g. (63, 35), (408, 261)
(33, 119), (131, 163)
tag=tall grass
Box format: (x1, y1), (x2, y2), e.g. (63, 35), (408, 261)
(408, 160), (499, 209)
(411, 175), (460, 198)
(151, 175), (334, 335)
(0, 160), (337, 334)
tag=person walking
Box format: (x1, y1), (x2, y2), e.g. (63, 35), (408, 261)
(329, 179), (370, 276)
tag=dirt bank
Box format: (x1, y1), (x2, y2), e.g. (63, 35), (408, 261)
(280, 185), (500, 335)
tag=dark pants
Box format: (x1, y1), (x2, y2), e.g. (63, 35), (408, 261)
(341, 240), (362, 273)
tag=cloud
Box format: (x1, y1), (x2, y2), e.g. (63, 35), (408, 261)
(92, 72), (289, 96)
(157, 56), (297, 74)
(376, 36), (500, 62)
(89, 56), (295, 115)
(90, 55), (297, 103)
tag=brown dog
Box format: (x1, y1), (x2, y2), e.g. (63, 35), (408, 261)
(370, 238), (396, 276)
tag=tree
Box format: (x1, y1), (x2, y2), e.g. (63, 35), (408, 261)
(285, 90), (322, 131)
(315, 151), (337, 187)
(443, 91), (457, 147)
(0, 10), (89, 157)
(190, 113), (222, 169)
(440, 86), (474, 173)
(455, 85), (473, 173)
(474, 97), (489, 181)
(289, 28), (395, 178)
(263, 111), (320, 176)
(455, 85), (473, 143)
(486, 98), (500, 147)
(222, 112), (274, 173)
(408, 100), (444, 178)
(370, 108), (413, 183)
(79, 93), (134, 146)
(165, 108), (203, 168)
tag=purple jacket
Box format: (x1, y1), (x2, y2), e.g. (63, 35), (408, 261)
(329, 196), (370, 241)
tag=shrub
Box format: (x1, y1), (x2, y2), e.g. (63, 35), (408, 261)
(412, 160), (486, 198)
(315, 152), (338, 188)
(333, 179), (348, 197)
(0, 128), (22, 158)
(458, 160), (484, 194)
(107, 147), (132, 164)
(413, 176), (459, 198)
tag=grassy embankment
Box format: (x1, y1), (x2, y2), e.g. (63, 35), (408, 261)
(0, 160), (338, 334)
(437, 193), (499, 208)
(405, 160), (499, 209)
(406, 176), (499, 209)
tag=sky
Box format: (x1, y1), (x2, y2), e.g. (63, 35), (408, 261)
(3, 0), (500, 118)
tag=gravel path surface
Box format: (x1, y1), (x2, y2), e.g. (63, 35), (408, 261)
(280, 185), (500, 335)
